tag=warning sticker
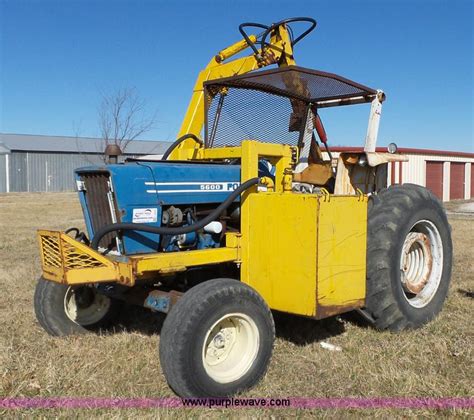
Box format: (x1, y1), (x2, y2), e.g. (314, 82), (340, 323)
(132, 208), (158, 224)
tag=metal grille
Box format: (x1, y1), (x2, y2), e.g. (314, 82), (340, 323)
(40, 234), (61, 268)
(205, 66), (377, 105)
(62, 241), (105, 268)
(81, 172), (118, 250)
(205, 88), (307, 148)
(204, 66), (378, 149)
(39, 232), (106, 270)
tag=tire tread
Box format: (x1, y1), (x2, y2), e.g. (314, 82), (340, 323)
(365, 184), (452, 331)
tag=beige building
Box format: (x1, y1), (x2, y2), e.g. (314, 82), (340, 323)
(328, 147), (474, 201)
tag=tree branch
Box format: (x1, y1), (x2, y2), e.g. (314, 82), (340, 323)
(97, 87), (157, 156)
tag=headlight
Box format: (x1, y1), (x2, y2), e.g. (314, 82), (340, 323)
(358, 154), (368, 167)
(387, 142), (398, 154)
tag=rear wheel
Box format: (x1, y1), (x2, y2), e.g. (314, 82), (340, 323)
(365, 184), (452, 331)
(34, 277), (120, 336)
(159, 278), (275, 397)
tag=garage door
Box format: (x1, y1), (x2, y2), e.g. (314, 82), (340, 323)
(450, 163), (465, 200)
(426, 161), (443, 199)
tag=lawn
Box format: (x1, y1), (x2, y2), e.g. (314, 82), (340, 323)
(0, 192), (472, 417)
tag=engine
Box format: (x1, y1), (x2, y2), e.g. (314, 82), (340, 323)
(75, 160), (267, 255)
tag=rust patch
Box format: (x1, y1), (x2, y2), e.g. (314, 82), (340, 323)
(148, 289), (183, 307)
(401, 232), (433, 294)
(42, 270), (64, 284)
(43, 269), (57, 277)
(341, 153), (361, 165)
(159, 266), (187, 274)
(122, 287), (183, 313)
(316, 298), (365, 320)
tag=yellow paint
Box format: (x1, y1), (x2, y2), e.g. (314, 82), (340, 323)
(170, 25), (297, 159)
(239, 193), (367, 317)
(38, 230), (239, 286)
(65, 267), (117, 285)
(216, 35), (257, 62)
(197, 142), (294, 162)
(37, 20), (370, 318)
(197, 146), (242, 160)
(38, 135), (368, 318)
(225, 232), (242, 262)
(132, 247), (238, 276)
(259, 176), (275, 191)
(316, 195), (368, 314)
(239, 141), (296, 302)
(40, 231), (117, 285)
(38, 230), (117, 285)
(242, 193), (318, 316)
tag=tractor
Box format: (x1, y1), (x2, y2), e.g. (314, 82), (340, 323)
(35, 17), (452, 397)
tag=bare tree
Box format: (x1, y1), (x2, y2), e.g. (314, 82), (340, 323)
(72, 119), (99, 165)
(98, 87), (157, 154)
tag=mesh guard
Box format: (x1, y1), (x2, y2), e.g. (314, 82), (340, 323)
(204, 65), (378, 149)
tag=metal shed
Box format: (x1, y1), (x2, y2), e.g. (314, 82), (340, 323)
(0, 142), (9, 193)
(0, 134), (171, 193)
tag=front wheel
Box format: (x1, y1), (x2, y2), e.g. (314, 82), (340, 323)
(34, 277), (120, 336)
(365, 184), (453, 331)
(159, 279), (275, 397)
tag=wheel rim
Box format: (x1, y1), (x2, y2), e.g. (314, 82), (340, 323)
(202, 313), (259, 384)
(400, 220), (443, 308)
(64, 286), (111, 326)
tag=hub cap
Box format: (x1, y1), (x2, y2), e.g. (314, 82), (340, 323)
(64, 286), (111, 326)
(400, 220), (443, 308)
(202, 313), (259, 384)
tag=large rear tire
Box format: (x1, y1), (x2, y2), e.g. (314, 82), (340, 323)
(159, 278), (275, 397)
(34, 277), (120, 336)
(365, 184), (452, 331)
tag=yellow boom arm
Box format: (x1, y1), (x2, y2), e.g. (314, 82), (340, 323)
(170, 24), (296, 159)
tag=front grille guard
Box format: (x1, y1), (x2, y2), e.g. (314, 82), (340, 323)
(37, 230), (119, 285)
(37, 230), (239, 287)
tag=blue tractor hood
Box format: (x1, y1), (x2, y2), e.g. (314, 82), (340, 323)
(75, 160), (242, 255)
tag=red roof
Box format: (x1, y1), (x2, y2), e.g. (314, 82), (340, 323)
(329, 146), (474, 159)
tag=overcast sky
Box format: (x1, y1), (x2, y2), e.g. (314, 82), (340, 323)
(0, 0), (472, 151)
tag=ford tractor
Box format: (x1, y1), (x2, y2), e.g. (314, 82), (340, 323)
(35, 17), (452, 397)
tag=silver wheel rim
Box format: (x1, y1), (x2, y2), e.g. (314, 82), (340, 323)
(202, 313), (259, 384)
(64, 286), (111, 326)
(400, 219), (443, 308)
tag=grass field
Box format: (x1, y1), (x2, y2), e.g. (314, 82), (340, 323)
(0, 192), (472, 418)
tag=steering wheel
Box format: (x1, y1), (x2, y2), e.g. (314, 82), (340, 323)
(239, 17), (317, 57)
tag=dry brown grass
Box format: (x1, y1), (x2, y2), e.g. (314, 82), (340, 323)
(0, 192), (472, 418)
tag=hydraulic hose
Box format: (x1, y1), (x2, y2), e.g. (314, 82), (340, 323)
(161, 133), (203, 160)
(90, 177), (259, 250)
(65, 227), (90, 245)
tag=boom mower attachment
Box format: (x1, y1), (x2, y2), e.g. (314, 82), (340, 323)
(34, 17), (451, 399)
